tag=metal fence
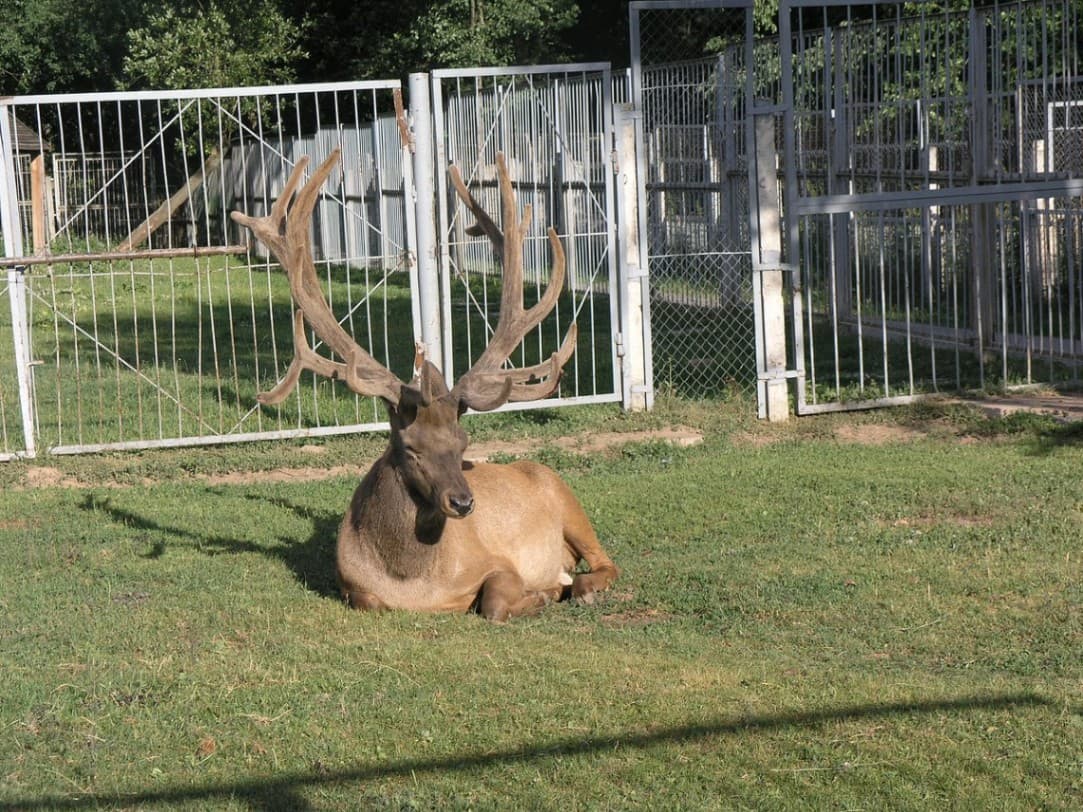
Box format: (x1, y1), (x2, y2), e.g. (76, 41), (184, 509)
(0, 81), (416, 458)
(0, 69), (633, 459)
(780, 0), (1083, 412)
(630, 1), (759, 399)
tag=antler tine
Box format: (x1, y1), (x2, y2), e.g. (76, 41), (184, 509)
(231, 150), (405, 406)
(448, 152), (577, 411)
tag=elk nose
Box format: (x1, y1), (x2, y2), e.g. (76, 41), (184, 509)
(448, 494), (474, 517)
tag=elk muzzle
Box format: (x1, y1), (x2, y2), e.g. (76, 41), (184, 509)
(444, 491), (475, 518)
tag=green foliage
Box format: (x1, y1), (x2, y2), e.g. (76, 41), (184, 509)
(0, 0), (142, 94)
(122, 0), (305, 90)
(390, 0), (579, 70)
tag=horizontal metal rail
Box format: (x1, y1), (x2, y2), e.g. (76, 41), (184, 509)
(2, 79), (402, 106)
(795, 179), (1083, 216)
(0, 245), (249, 269)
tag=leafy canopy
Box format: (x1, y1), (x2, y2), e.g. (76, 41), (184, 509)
(123, 0), (305, 90)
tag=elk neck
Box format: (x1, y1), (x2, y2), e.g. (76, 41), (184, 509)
(346, 448), (450, 577)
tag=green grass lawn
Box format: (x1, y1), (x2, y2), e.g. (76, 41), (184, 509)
(0, 398), (1080, 809)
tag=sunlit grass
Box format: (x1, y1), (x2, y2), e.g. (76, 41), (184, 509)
(1, 398), (1080, 809)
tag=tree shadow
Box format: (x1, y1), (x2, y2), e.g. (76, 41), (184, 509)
(1024, 419), (1083, 455)
(80, 490), (343, 600)
(0, 693), (1061, 812)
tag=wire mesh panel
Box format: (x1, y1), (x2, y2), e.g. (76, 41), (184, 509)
(630, 1), (759, 398)
(433, 65), (620, 407)
(0, 81), (415, 453)
(782, 0), (1083, 413)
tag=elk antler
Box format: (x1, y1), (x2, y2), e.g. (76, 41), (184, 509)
(231, 150), (406, 406)
(448, 153), (578, 412)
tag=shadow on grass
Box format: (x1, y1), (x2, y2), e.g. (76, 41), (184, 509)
(1025, 420), (1083, 455)
(0, 693), (1058, 811)
(81, 491), (342, 600)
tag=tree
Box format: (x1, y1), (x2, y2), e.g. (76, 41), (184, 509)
(295, 0), (580, 82)
(0, 0), (143, 94)
(391, 0), (579, 70)
(122, 0), (305, 90)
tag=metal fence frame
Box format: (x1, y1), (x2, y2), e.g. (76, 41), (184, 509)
(0, 80), (419, 458)
(777, 0), (1083, 414)
(0, 69), (640, 458)
(431, 63), (624, 412)
(629, 0), (761, 405)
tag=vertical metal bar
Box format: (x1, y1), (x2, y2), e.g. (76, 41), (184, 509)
(778, 0), (803, 415)
(629, 4), (657, 407)
(601, 67), (628, 405)
(1, 104), (38, 456)
(430, 74), (457, 383)
(408, 73), (443, 373)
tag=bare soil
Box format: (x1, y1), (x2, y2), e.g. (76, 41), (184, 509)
(16, 426), (705, 490)
(948, 391), (1083, 422)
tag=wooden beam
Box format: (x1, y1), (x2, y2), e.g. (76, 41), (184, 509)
(117, 151), (221, 251)
(30, 154), (47, 252)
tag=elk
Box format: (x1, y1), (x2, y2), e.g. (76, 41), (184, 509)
(231, 149), (618, 621)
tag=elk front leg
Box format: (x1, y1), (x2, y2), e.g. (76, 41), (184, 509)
(558, 487), (619, 604)
(477, 571), (558, 622)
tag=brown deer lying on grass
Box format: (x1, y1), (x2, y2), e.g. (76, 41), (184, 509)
(231, 150), (618, 621)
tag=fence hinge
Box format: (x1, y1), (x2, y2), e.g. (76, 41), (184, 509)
(624, 263), (648, 280)
(757, 369), (802, 382)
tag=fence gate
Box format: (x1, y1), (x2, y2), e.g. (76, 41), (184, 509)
(778, 0), (1083, 414)
(0, 81), (418, 456)
(430, 64), (623, 409)
(629, 1), (760, 403)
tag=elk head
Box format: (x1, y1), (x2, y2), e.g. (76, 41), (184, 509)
(231, 150), (577, 520)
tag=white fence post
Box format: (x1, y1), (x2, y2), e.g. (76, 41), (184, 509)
(0, 108), (37, 457)
(753, 112), (790, 422)
(408, 72), (444, 373)
(615, 104), (652, 412)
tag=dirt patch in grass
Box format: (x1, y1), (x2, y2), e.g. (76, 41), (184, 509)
(600, 607), (674, 628)
(468, 426), (703, 461)
(883, 512), (998, 530)
(23, 467), (85, 489)
(16, 427), (704, 490)
(948, 391), (1083, 422)
(734, 422), (937, 447)
(834, 424), (931, 445)
(205, 464), (369, 487)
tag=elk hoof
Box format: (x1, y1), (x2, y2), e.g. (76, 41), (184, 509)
(571, 574), (598, 604)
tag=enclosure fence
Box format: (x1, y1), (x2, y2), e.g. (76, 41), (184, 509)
(0, 70), (629, 459)
(3, 2), (1082, 458)
(779, 0), (1083, 413)
(431, 64), (622, 409)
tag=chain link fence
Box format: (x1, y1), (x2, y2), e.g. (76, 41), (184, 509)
(630, 1), (758, 398)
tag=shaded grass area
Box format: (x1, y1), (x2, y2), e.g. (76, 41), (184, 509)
(803, 313), (1083, 405)
(1, 399), (1081, 809)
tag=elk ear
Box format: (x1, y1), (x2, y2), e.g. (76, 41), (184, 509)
(418, 361), (451, 402)
(397, 362), (451, 417)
